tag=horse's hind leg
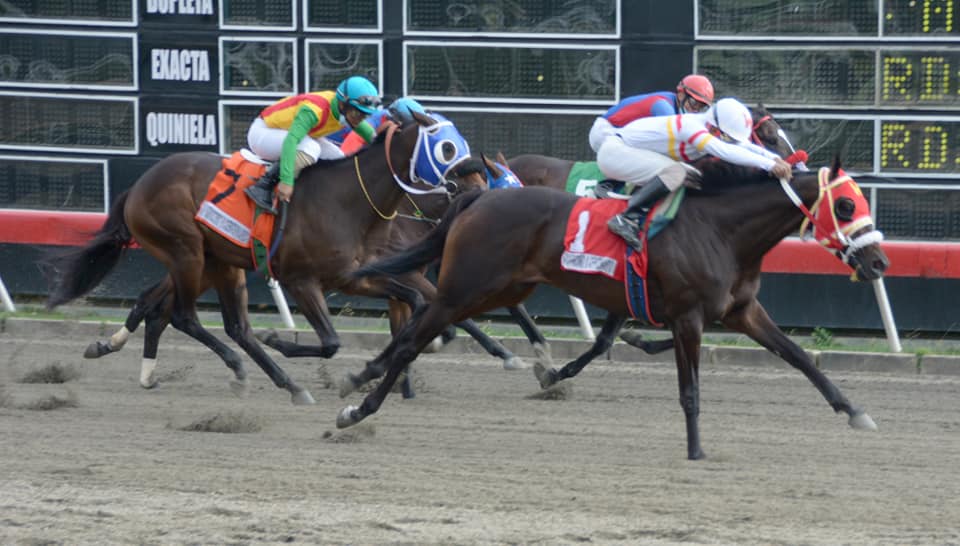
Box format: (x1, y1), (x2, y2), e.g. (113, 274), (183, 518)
(619, 330), (675, 355)
(534, 314), (627, 388)
(283, 279), (341, 359)
(722, 298), (876, 431)
(84, 278), (171, 359)
(337, 301), (458, 428)
(214, 266), (314, 405)
(454, 318), (528, 370)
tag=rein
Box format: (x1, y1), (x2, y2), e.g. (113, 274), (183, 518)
(353, 155), (397, 220)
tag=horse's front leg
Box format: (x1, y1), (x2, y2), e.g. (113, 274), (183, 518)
(283, 279), (340, 359)
(671, 313), (705, 460)
(534, 314), (626, 388)
(722, 298), (877, 431)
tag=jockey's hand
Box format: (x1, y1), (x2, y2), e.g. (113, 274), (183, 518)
(277, 183), (293, 202)
(769, 158), (793, 180)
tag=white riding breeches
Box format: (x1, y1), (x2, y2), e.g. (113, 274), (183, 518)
(595, 136), (687, 191)
(246, 117), (344, 162)
(588, 117), (616, 153)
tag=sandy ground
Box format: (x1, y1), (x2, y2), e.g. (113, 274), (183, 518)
(1, 327), (959, 546)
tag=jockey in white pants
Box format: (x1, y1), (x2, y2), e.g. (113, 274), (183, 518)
(590, 97), (794, 251)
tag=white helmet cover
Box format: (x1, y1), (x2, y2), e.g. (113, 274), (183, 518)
(710, 98), (752, 143)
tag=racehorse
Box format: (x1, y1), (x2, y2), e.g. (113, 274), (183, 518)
(502, 103), (804, 357)
(340, 158), (889, 460)
(42, 112), (487, 405)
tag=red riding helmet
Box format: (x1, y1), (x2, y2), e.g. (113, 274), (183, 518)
(677, 74), (715, 106)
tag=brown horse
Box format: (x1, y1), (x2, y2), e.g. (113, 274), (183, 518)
(340, 158), (889, 460)
(43, 113), (486, 405)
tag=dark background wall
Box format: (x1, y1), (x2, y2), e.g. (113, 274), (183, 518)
(1, 0), (958, 333)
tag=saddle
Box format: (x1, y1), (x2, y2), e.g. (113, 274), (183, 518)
(194, 150), (279, 276)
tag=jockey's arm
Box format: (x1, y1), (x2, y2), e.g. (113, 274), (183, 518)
(703, 137), (777, 173)
(737, 140), (782, 161)
(280, 106), (320, 186)
(339, 115), (380, 155)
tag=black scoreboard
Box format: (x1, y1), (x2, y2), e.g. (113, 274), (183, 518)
(0, 0), (957, 239)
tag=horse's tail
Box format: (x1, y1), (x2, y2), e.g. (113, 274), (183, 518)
(43, 191), (134, 309)
(354, 189), (485, 279)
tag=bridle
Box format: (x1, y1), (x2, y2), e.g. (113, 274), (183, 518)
(383, 120), (462, 196)
(778, 167), (883, 265)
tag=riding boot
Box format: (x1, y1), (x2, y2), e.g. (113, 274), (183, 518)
(244, 162), (281, 215)
(607, 177), (671, 252)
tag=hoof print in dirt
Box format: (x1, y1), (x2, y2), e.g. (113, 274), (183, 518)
(323, 423), (376, 443)
(525, 382), (571, 400)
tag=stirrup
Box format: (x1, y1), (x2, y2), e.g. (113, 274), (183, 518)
(608, 214), (643, 251)
(244, 185), (277, 215)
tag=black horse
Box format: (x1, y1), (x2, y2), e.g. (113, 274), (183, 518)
(341, 158), (889, 460)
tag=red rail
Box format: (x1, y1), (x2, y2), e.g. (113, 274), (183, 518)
(1, 209), (959, 278)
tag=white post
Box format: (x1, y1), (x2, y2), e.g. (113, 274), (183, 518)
(267, 278), (295, 329)
(0, 274), (15, 312)
(568, 295), (595, 341)
(872, 278), (902, 353)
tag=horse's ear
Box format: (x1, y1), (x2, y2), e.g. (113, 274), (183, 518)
(411, 110), (437, 127)
(480, 153), (501, 176)
(830, 154), (843, 178)
(496, 151), (508, 165)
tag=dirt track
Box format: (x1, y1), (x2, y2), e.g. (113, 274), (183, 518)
(1, 326), (959, 545)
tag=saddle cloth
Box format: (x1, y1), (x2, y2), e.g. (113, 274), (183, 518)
(560, 196), (680, 326)
(194, 150), (278, 276)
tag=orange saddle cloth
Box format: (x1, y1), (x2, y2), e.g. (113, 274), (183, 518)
(194, 150), (277, 274)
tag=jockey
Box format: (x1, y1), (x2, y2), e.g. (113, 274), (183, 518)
(332, 96), (427, 155)
(588, 74), (714, 152)
(596, 97), (793, 251)
(245, 75), (382, 214)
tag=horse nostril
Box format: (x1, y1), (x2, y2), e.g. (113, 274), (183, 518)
(874, 258), (889, 272)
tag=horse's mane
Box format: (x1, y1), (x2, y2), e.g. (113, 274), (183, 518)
(686, 158), (778, 196)
(306, 123), (395, 170)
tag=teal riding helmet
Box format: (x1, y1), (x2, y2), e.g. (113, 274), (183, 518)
(336, 76), (381, 114)
(388, 97), (426, 123)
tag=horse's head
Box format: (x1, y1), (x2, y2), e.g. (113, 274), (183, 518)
(794, 159), (889, 282)
(480, 152), (524, 189)
(388, 111), (487, 195)
(750, 104), (808, 167)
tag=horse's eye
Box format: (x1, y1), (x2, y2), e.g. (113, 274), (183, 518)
(434, 140), (458, 164)
(835, 197), (856, 222)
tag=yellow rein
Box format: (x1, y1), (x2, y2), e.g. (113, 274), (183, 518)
(353, 155), (397, 220)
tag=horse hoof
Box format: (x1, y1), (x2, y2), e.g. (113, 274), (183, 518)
(502, 356), (528, 370)
(339, 374), (359, 398)
(532, 342), (553, 366)
(533, 362), (558, 388)
(291, 388), (316, 406)
(619, 330), (643, 347)
(229, 378), (250, 398)
(688, 449), (707, 461)
(336, 406), (361, 428)
(139, 375), (158, 389)
(320, 344), (340, 359)
(849, 411), (878, 431)
(83, 341), (112, 359)
(254, 329), (279, 346)
(421, 337), (443, 354)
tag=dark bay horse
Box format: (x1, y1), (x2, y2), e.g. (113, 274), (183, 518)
(43, 113), (486, 405)
(340, 159), (889, 460)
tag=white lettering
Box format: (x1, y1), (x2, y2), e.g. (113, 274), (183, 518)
(145, 0), (213, 15)
(149, 49), (210, 81)
(145, 112), (217, 147)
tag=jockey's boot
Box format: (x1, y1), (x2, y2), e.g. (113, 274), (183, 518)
(244, 162), (281, 215)
(607, 176), (670, 252)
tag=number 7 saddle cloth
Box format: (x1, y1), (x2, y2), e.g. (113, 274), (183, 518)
(194, 149), (278, 277)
